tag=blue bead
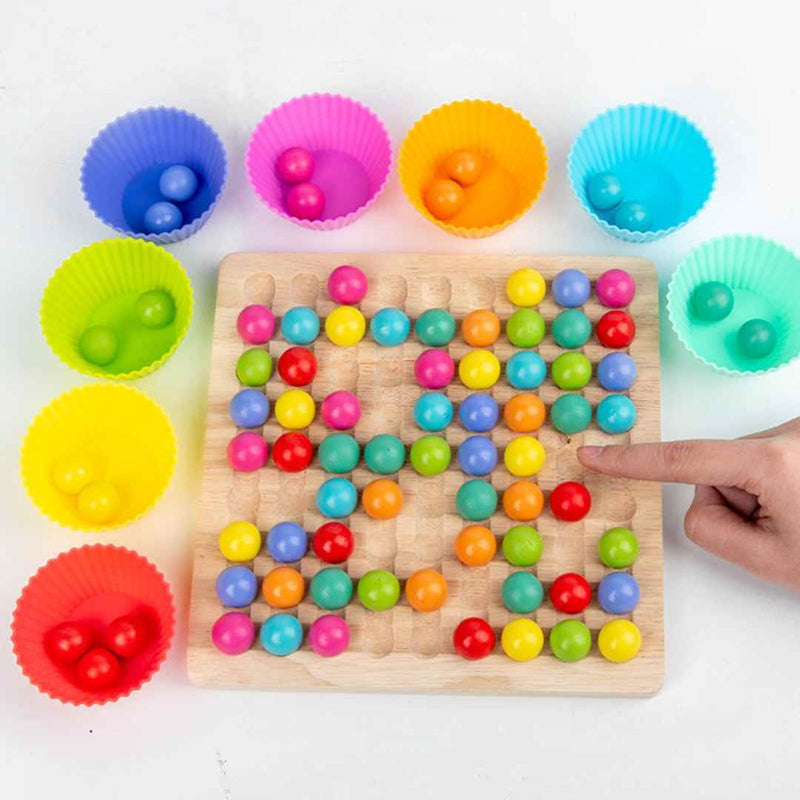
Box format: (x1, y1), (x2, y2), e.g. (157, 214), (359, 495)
(458, 394), (499, 432)
(215, 566), (258, 608)
(281, 306), (320, 344)
(370, 307), (410, 347)
(552, 269), (591, 308)
(229, 388), (269, 428)
(596, 394), (637, 434)
(266, 521), (308, 562)
(159, 164), (198, 203)
(143, 201), (183, 234)
(598, 572), (640, 614)
(413, 392), (453, 431)
(457, 435), (498, 476)
(260, 613), (303, 656)
(614, 201), (651, 232)
(597, 352), (637, 391)
(316, 478), (358, 518)
(506, 352), (546, 389)
(586, 172), (624, 211)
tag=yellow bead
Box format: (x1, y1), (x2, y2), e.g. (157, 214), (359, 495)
(506, 268), (546, 307)
(504, 436), (546, 477)
(77, 481), (121, 524)
(501, 618), (544, 662)
(458, 349), (501, 389)
(275, 389), (315, 429)
(598, 619), (642, 663)
(219, 520), (261, 561)
(51, 452), (99, 495)
(325, 305), (366, 347)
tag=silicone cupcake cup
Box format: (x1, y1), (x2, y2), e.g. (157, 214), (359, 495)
(81, 106), (228, 244)
(568, 104), (716, 242)
(11, 545), (175, 705)
(246, 93), (392, 230)
(41, 238), (193, 380)
(398, 99), (548, 238)
(667, 235), (800, 375)
(21, 384), (177, 531)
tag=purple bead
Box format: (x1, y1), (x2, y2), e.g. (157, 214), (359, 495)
(597, 352), (637, 391)
(598, 572), (640, 614)
(211, 611), (255, 655)
(457, 435), (498, 476)
(143, 201), (183, 234)
(267, 521), (308, 562)
(215, 566), (258, 608)
(458, 393), (499, 432)
(159, 165), (198, 202)
(552, 269), (591, 307)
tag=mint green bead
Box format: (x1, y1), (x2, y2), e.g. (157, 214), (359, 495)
(364, 434), (406, 474)
(236, 348), (272, 386)
(552, 309), (592, 349)
(415, 308), (456, 346)
(310, 567), (353, 610)
(456, 479), (498, 520)
(506, 309), (545, 347)
(550, 393), (592, 434)
(551, 351), (592, 390)
(501, 571), (544, 613)
(409, 435), (451, 476)
(318, 433), (360, 473)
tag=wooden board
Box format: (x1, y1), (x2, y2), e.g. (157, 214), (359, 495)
(187, 254), (663, 696)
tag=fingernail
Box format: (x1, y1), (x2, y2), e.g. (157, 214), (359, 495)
(578, 446), (603, 461)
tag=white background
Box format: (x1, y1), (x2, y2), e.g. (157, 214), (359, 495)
(2, 1), (799, 797)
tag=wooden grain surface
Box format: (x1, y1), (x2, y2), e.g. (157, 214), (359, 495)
(187, 253), (663, 696)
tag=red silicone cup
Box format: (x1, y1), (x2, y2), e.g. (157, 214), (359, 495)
(11, 545), (175, 706)
(246, 93), (392, 230)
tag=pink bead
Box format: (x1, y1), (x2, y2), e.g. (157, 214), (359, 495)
(327, 265), (368, 304)
(227, 432), (268, 472)
(286, 182), (325, 221)
(321, 390), (361, 430)
(211, 612), (255, 655)
(276, 146), (315, 184)
(595, 269), (636, 308)
(414, 349), (455, 389)
(237, 304), (276, 344)
(308, 614), (350, 657)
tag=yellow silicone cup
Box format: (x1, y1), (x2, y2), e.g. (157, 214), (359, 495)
(21, 384), (177, 532)
(41, 239), (193, 380)
(399, 99), (548, 238)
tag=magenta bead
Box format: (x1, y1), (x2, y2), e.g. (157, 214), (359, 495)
(237, 304), (276, 344)
(414, 349), (455, 389)
(276, 146), (315, 184)
(286, 182), (325, 221)
(227, 431), (268, 472)
(321, 390), (361, 430)
(596, 269), (636, 308)
(211, 612), (255, 655)
(308, 614), (350, 657)
(327, 265), (368, 304)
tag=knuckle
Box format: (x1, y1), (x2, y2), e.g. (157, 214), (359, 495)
(683, 505), (706, 546)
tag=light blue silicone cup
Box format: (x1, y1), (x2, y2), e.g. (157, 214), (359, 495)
(568, 104), (716, 243)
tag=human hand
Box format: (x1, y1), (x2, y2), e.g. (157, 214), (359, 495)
(577, 418), (800, 589)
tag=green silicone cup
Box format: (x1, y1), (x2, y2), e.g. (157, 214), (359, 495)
(41, 239), (193, 380)
(667, 235), (800, 375)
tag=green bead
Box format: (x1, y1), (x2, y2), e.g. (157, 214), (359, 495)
(236, 348), (272, 386)
(409, 435), (451, 476)
(502, 525), (543, 566)
(136, 289), (176, 329)
(738, 319), (777, 359)
(310, 567), (353, 610)
(549, 619), (592, 662)
(506, 309), (545, 347)
(357, 569), (400, 611)
(598, 527), (639, 568)
(364, 434), (406, 474)
(551, 352), (592, 390)
(318, 434), (360, 473)
(501, 571), (544, 613)
(456, 479), (498, 521)
(551, 309), (591, 349)
(691, 281), (734, 322)
(550, 393), (592, 435)
(415, 308), (456, 346)
(78, 325), (118, 366)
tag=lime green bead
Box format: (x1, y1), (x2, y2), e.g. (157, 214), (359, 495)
(550, 619), (592, 662)
(410, 435), (451, 476)
(551, 309), (591, 349)
(236, 348), (272, 386)
(136, 289), (176, 329)
(550, 393), (592, 434)
(310, 567), (353, 609)
(551, 352), (592, 390)
(598, 527), (639, 568)
(78, 325), (118, 366)
(456, 479), (498, 520)
(357, 569), (400, 611)
(506, 309), (545, 347)
(364, 434), (406, 474)
(415, 308), (456, 346)
(318, 434), (360, 473)
(502, 525), (543, 566)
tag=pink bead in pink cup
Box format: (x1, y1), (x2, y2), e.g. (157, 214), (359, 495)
(415, 349), (455, 389)
(227, 432), (268, 472)
(212, 612), (255, 656)
(286, 182), (325, 221)
(321, 390), (361, 430)
(276, 146), (315, 184)
(596, 268), (636, 308)
(308, 614), (349, 657)
(327, 264), (368, 304)
(237, 304), (276, 344)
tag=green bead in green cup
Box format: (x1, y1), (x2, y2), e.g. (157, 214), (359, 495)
(506, 308), (545, 347)
(502, 524), (543, 566)
(551, 351), (592, 390)
(690, 281), (734, 322)
(310, 567), (353, 610)
(501, 571), (544, 613)
(357, 569), (401, 611)
(136, 289), (176, 329)
(78, 325), (119, 366)
(409, 435), (451, 476)
(551, 309), (592, 349)
(550, 393), (592, 435)
(236, 348), (272, 386)
(318, 433), (360, 474)
(364, 433), (406, 474)
(598, 526), (639, 568)
(549, 619), (592, 662)
(456, 479), (498, 520)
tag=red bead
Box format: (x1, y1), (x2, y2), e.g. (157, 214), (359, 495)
(75, 647), (121, 690)
(278, 346), (317, 387)
(44, 621), (93, 663)
(272, 432), (314, 472)
(549, 481), (592, 522)
(596, 310), (636, 348)
(313, 522), (354, 564)
(549, 573), (592, 614)
(107, 614), (152, 659)
(453, 617), (495, 660)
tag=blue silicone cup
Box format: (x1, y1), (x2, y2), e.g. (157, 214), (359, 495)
(666, 235), (800, 375)
(81, 107), (228, 244)
(568, 104), (716, 242)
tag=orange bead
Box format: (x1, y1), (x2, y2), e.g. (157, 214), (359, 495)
(362, 478), (403, 520)
(502, 480), (544, 521)
(262, 567), (305, 608)
(455, 525), (497, 566)
(405, 568), (448, 612)
(461, 309), (501, 347)
(504, 393), (546, 433)
(443, 150), (484, 187)
(424, 179), (465, 220)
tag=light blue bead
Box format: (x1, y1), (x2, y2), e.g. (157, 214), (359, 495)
(266, 521), (307, 562)
(586, 172), (624, 211)
(552, 269), (591, 308)
(316, 478), (358, 518)
(281, 306), (320, 345)
(597, 352), (637, 391)
(370, 307), (410, 347)
(598, 572), (640, 614)
(614, 202), (651, 232)
(229, 388), (269, 428)
(596, 394), (636, 434)
(260, 613), (303, 656)
(159, 164), (198, 202)
(413, 392), (453, 431)
(457, 435), (498, 477)
(143, 201), (183, 234)
(458, 393), (499, 432)
(506, 351), (546, 389)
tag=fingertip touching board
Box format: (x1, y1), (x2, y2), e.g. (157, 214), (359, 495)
(188, 253), (663, 696)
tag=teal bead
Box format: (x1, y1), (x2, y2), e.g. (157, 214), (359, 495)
(364, 434), (406, 474)
(318, 434), (360, 473)
(691, 281), (734, 322)
(415, 308), (456, 346)
(551, 309), (592, 349)
(550, 394), (592, 435)
(738, 319), (777, 359)
(587, 172), (624, 211)
(501, 571), (544, 613)
(456, 479), (498, 521)
(310, 567), (353, 610)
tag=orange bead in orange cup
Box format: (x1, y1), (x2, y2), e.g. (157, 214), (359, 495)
(443, 150), (484, 187)
(424, 179), (465, 220)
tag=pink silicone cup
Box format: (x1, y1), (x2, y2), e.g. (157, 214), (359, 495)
(246, 94), (392, 230)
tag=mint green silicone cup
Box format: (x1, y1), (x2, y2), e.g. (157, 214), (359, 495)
(667, 235), (800, 375)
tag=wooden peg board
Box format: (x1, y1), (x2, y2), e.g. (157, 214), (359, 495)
(187, 253), (663, 696)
